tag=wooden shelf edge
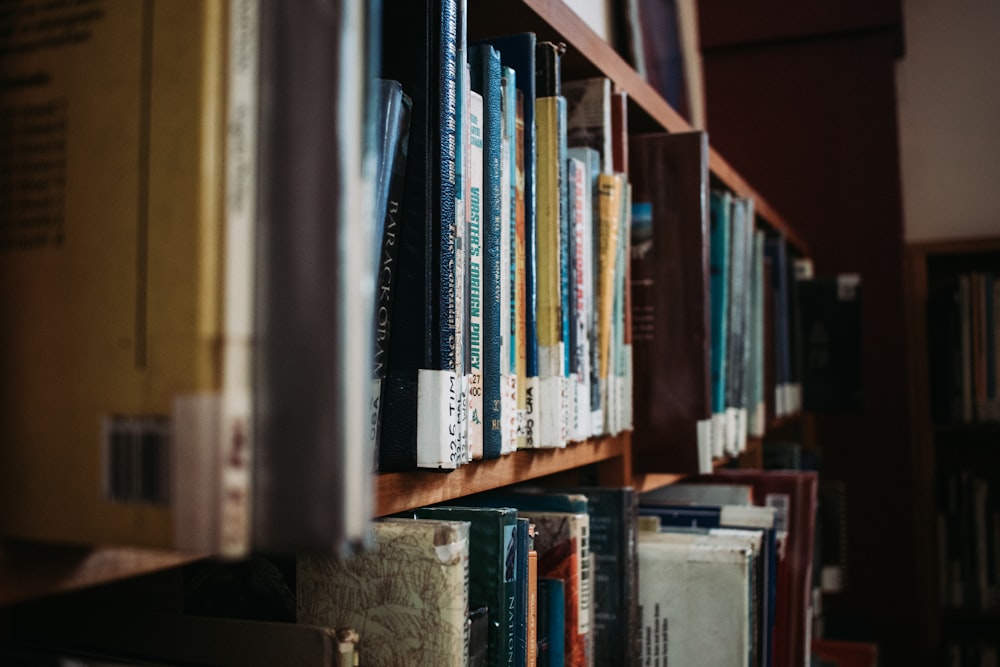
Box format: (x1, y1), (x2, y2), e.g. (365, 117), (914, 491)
(376, 433), (628, 516)
(0, 541), (206, 608)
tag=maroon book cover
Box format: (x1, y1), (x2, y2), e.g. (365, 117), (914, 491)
(628, 131), (711, 473)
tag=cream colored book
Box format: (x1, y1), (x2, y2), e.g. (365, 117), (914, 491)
(298, 519), (471, 667)
(0, 0), (255, 554)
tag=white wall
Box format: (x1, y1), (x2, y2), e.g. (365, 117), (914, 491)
(563, 0), (614, 43)
(897, 0), (1000, 241)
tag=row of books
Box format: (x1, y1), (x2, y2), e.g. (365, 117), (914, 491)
(373, 0), (635, 471)
(945, 638), (1000, 667)
(937, 467), (1000, 612)
(928, 270), (1000, 424)
(297, 470), (817, 667)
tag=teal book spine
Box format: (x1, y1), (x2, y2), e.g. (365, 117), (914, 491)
(471, 44), (504, 460)
(709, 190), (731, 418)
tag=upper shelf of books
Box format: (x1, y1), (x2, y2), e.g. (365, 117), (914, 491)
(468, 0), (809, 255)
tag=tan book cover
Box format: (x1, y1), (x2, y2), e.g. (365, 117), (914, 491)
(298, 518), (471, 667)
(0, 0), (254, 552)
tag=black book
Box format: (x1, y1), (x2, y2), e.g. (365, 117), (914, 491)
(371, 79), (412, 470)
(379, 0), (460, 470)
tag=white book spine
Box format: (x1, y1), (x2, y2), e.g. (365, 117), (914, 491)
(537, 344), (565, 448)
(468, 90), (485, 460)
(417, 368), (461, 469)
(696, 418), (714, 474)
(522, 375), (540, 448)
(217, 0), (259, 557)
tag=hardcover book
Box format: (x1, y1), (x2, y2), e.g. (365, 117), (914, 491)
(468, 89), (486, 460)
(638, 530), (753, 667)
(298, 518), (470, 666)
(474, 33), (539, 448)
(253, 0), (379, 552)
(535, 40), (568, 449)
(471, 44), (505, 459)
(0, 0), (262, 554)
(371, 79), (413, 469)
(379, 0), (461, 470)
(628, 132), (712, 474)
(563, 77), (614, 175)
(416, 505), (519, 667)
(709, 189), (733, 456)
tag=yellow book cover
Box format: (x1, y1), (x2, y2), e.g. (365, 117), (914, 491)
(534, 96), (562, 372)
(597, 173), (623, 385)
(0, 0), (255, 553)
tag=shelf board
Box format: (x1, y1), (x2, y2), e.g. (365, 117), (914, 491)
(376, 434), (628, 516)
(0, 541), (205, 607)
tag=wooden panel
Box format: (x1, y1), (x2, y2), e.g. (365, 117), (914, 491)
(376, 435), (628, 516)
(698, 0), (902, 51)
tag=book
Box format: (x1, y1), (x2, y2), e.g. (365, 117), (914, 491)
(252, 0), (379, 552)
(628, 132), (712, 474)
(747, 230), (767, 437)
(474, 33), (539, 448)
(639, 503), (778, 667)
(637, 529), (753, 667)
(563, 77), (614, 174)
(298, 518), (470, 666)
(537, 577), (566, 667)
(510, 77), (530, 451)
(527, 523), (539, 667)
(471, 44), (505, 459)
(535, 40), (568, 449)
(378, 0), (461, 470)
(0, 0), (265, 555)
(468, 88), (486, 460)
(573, 486), (641, 667)
(764, 236), (792, 419)
(705, 469), (820, 667)
(567, 147), (604, 437)
(725, 195), (754, 455)
(709, 189), (732, 458)
(566, 156), (592, 442)
(520, 509), (591, 667)
(797, 274), (864, 412)
(416, 505), (519, 667)
(596, 173), (624, 434)
(470, 606), (491, 667)
(371, 79), (413, 470)
(500, 64), (519, 456)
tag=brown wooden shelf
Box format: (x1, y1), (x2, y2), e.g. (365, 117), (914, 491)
(469, 0), (808, 255)
(376, 434), (629, 516)
(0, 541), (205, 608)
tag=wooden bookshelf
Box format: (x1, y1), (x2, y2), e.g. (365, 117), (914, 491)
(905, 236), (1000, 656)
(0, 0), (808, 622)
(376, 434), (630, 516)
(0, 542), (203, 608)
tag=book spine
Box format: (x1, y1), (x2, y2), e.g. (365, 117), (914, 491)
(212, 0), (259, 557)
(568, 157), (589, 443)
(710, 190), (731, 456)
(474, 45), (504, 460)
(468, 90), (485, 461)
(596, 174), (622, 435)
(456, 56), (470, 464)
(514, 89), (530, 449)
(500, 66), (517, 456)
(422, 0), (460, 467)
(535, 93), (565, 449)
(370, 81), (412, 470)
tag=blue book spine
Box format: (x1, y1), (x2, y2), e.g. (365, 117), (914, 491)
(472, 45), (504, 460)
(709, 191), (731, 416)
(559, 101), (571, 381)
(516, 517), (530, 667)
(540, 578), (565, 667)
(475, 34), (537, 380)
(504, 68), (518, 377)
